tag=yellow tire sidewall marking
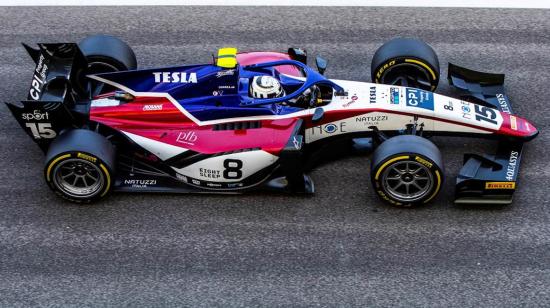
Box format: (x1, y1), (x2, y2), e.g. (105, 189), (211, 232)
(47, 152), (112, 199)
(423, 169), (442, 203)
(99, 163), (111, 197)
(46, 154), (72, 181)
(375, 155), (410, 181)
(404, 58), (437, 81)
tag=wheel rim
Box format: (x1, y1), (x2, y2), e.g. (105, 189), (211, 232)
(381, 160), (434, 202)
(52, 158), (104, 198)
(379, 63), (434, 90)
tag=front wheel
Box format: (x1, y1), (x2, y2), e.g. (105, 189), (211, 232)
(371, 38), (440, 91)
(371, 135), (444, 207)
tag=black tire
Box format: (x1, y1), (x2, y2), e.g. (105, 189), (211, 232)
(371, 135), (444, 207)
(371, 38), (440, 91)
(44, 129), (115, 203)
(78, 35), (137, 95)
(78, 34), (137, 74)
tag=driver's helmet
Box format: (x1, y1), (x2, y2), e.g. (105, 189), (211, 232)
(250, 76), (285, 99)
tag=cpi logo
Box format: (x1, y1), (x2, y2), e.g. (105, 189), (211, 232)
(406, 88), (434, 110)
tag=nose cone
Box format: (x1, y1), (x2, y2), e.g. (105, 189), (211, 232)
(500, 113), (538, 141)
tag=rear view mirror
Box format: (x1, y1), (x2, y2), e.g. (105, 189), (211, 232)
(315, 56), (327, 75)
(312, 107), (324, 123)
(288, 48), (307, 65)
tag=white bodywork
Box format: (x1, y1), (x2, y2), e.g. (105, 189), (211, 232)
(305, 80), (503, 143)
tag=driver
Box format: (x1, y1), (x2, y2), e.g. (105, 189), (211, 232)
(250, 76), (285, 99)
(249, 75), (323, 108)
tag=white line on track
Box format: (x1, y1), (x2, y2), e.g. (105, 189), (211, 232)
(1, 0), (549, 8)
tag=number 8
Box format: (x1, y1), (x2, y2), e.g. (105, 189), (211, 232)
(223, 159), (243, 179)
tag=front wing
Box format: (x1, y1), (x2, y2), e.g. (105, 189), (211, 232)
(449, 64), (529, 204)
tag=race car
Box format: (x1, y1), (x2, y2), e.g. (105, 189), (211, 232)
(6, 35), (538, 206)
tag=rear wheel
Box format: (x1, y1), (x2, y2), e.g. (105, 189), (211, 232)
(78, 34), (137, 94)
(371, 38), (440, 91)
(78, 34), (137, 73)
(371, 135), (444, 207)
(45, 129), (115, 203)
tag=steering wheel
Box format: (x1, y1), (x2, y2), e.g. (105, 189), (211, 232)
(308, 86), (321, 107)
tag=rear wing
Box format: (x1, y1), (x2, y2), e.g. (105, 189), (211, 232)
(5, 43), (90, 151)
(448, 63), (528, 205)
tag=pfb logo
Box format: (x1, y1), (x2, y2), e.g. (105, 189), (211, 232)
(153, 72), (198, 83)
(176, 131), (198, 145)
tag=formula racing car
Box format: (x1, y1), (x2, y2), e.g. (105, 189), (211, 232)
(6, 35), (538, 206)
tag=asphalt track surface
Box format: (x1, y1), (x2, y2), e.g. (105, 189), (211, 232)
(0, 6), (549, 307)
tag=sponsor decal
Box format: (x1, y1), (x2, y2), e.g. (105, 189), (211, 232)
(510, 115), (518, 130)
(153, 72), (197, 83)
(310, 122), (347, 135)
(29, 54), (48, 100)
(143, 104), (163, 111)
(77, 153), (97, 163)
(406, 88), (434, 110)
(191, 179), (201, 185)
(355, 115), (388, 126)
(376, 60), (395, 80)
(485, 182), (516, 190)
(227, 182), (244, 188)
(324, 123), (338, 133)
(22, 110), (49, 121)
(136, 152), (158, 162)
(218, 85), (235, 89)
(124, 179), (157, 188)
(343, 94), (359, 107)
(496, 93), (511, 114)
(506, 151), (519, 181)
(460, 101), (472, 119)
(292, 136), (300, 149)
(369, 87), (377, 103)
(415, 156), (433, 168)
(390, 87), (400, 104)
(176, 131), (198, 146)
(206, 182), (223, 187)
(212, 90), (222, 96)
(199, 168), (222, 179)
(216, 69), (235, 78)
(176, 173), (188, 182)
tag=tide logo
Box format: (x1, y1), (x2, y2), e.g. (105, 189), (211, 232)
(153, 72), (197, 83)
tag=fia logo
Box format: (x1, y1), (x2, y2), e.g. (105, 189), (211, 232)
(176, 131), (198, 145)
